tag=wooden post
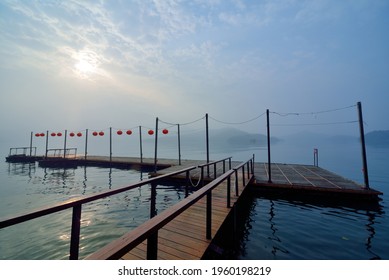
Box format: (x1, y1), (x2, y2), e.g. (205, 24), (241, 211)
(206, 192), (212, 239)
(69, 204), (82, 260)
(109, 127), (112, 163)
(357, 102), (370, 189)
(267, 109), (272, 183)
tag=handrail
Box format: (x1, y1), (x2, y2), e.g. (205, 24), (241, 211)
(8, 147), (37, 156)
(198, 156), (233, 181)
(86, 157), (254, 260)
(0, 165), (197, 260)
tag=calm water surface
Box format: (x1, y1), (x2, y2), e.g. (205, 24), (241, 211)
(0, 142), (388, 260)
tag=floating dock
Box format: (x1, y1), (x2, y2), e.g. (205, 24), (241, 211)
(3, 154), (382, 260)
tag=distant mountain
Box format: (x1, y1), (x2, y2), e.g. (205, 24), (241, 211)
(365, 130), (389, 147)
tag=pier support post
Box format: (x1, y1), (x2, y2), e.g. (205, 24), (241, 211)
(266, 109), (272, 183)
(357, 102), (370, 189)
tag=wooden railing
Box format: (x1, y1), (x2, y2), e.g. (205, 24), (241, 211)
(0, 166), (197, 260)
(86, 157), (254, 260)
(198, 156), (232, 181)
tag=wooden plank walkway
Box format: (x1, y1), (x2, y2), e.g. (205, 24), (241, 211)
(120, 171), (249, 260)
(252, 163), (382, 197)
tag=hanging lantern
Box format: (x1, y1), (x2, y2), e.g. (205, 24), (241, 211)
(51, 132), (56, 137)
(35, 133), (40, 137)
(40, 133), (45, 137)
(77, 132), (82, 137)
(126, 130), (132, 135)
(99, 131), (104, 136)
(162, 129), (169, 135)
(148, 130), (154, 135)
(57, 132), (62, 137)
(117, 130), (123, 135)
(70, 132), (75, 137)
(92, 131), (98, 136)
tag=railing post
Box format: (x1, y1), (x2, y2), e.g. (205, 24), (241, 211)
(227, 176), (231, 208)
(206, 192), (212, 239)
(229, 157), (232, 170)
(235, 169), (239, 196)
(223, 160), (226, 173)
(177, 124), (181, 165)
(69, 204), (82, 260)
(201, 166), (205, 187)
(214, 163), (217, 179)
(242, 165), (246, 186)
(185, 170), (190, 197)
(147, 231), (158, 260)
(29, 132), (33, 157)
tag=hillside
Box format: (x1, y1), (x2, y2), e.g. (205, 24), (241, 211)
(365, 130), (389, 147)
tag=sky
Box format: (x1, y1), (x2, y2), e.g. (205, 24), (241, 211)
(1, 0), (389, 147)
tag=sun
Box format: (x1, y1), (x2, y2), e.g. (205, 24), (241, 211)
(73, 49), (100, 80)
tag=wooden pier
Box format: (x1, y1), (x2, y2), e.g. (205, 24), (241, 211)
(3, 154), (382, 260)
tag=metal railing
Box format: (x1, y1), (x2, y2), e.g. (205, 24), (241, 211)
(8, 147), (37, 157)
(86, 157), (254, 260)
(198, 156), (232, 181)
(45, 148), (78, 159)
(0, 165), (197, 260)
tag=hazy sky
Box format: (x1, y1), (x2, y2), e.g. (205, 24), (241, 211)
(1, 0), (388, 144)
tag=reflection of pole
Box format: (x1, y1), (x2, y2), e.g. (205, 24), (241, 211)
(29, 131), (33, 157)
(139, 126), (143, 163)
(357, 101), (370, 189)
(154, 118), (159, 173)
(63, 130), (67, 159)
(177, 124), (181, 165)
(84, 129), (88, 160)
(267, 109), (272, 183)
(206, 113), (210, 176)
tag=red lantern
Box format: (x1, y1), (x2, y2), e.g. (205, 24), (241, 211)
(40, 133), (45, 137)
(35, 133), (40, 137)
(92, 131), (98, 136)
(57, 132), (62, 137)
(126, 130), (132, 135)
(117, 130), (123, 135)
(148, 130), (154, 135)
(77, 132), (82, 137)
(51, 132), (56, 137)
(99, 131), (104, 136)
(70, 132), (75, 137)
(162, 129), (169, 135)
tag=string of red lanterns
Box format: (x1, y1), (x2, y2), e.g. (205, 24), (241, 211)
(34, 128), (169, 138)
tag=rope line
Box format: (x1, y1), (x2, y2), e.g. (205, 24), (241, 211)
(188, 169), (203, 188)
(209, 112), (266, 125)
(271, 120), (359, 127)
(270, 104), (357, 117)
(159, 116), (205, 126)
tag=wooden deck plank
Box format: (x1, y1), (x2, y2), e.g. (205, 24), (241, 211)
(119, 170), (250, 260)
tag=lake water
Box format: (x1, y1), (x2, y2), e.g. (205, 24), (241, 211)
(0, 140), (388, 260)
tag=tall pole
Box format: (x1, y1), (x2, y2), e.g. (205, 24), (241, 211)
(109, 127), (112, 162)
(45, 130), (49, 159)
(206, 113), (210, 177)
(139, 126), (143, 163)
(29, 131), (33, 157)
(357, 101), (370, 189)
(267, 109), (272, 183)
(177, 124), (181, 165)
(63, 130), (67, 159)
(84, 129), (88, 160)
(154, 118), (159, 173)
